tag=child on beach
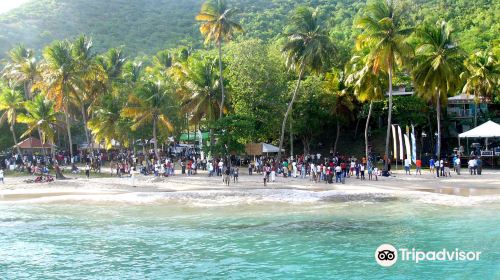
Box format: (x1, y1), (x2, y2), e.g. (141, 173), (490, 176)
(233, 167), (239, 182)
(85, 164), (90, 179)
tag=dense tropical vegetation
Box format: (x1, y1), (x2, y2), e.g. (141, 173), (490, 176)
(0, 0), (498, 168)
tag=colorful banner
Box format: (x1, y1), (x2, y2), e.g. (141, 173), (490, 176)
(404, 134), (411, 162)
(391, 125), (397, 160)
(398, 126), (404, 160)
(411, 125), (417, 164)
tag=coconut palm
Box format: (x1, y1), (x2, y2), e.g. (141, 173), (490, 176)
(413, 21), (464, 159)
(324, 71), (355, 154)
(461, 50), (499, 127)
(72, 35), (106, 152)
(2, 45), (39, 99)
(355, 0), (413, 170)
(346, 55), (387, 161)
(0, 87), (24, 154)
(38, 40), (81, 158)
(121, 80), (177, 160)
(17, 95), (60, 157)
(88, 94), (130, 150)
(278, 6), (334, 158)
(173, 54), (223, 148)
(196, 0), (243, 118)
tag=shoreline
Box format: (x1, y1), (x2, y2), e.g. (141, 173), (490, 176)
(1, 170), (499, 204)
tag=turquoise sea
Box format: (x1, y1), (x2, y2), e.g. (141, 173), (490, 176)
(0, 191), (499, 279)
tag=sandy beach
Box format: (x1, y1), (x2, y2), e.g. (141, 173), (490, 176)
(1, 168), (499, 205)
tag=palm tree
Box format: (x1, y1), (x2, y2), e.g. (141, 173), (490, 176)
(39, 40), (81, 158)
(413, 21), (464, 159)
(2, 45), (39, 100)
(173, 54), (222, 148)
(88, 94), (130, 150)
(279, 6), (334, 159)
(17, 95), (60, 157)
(121, 80), (177, 160)
(0, 87), (24, 154)
(324, 71), (355, 154)
(346, 55), (387, 161)
(196, 0), (243, 118)
(461, 50), (499, 127)
(355, 0), (413, 170)
(72, 35), (106, 152)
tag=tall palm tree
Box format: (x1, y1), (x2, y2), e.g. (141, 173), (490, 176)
(0, 87), (24, 154)
(324, 71), (355, 155)
(72, 35), (106, 152)
(2, 45), (39, 100)
(279, 6), (334, 158)
(196, 0), (243, 118)
(413, 21), (464, 159)
(355, 0), (413, 170)
(121, 80), (177, 160)
(17, 95), (60, 157)
(461, 50), (499, 127)
(38, 40), (81, 158)
(346, 55), (387, 161)
(173, 54), (222, 148)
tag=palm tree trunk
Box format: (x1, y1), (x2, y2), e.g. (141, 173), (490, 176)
(23, 81), (30, 100)
(474, 102), (478, 127)
(278, 62), (305, 159)
(354, 117), (361, 139)
(289, 112), (293, 158)
(436, 90), (442, 160)
(365, 101), (373, 161)
(38, 129), (47, 157)
(153, 117), (159, 161)
(218, 39), (225, 119)
(64, 107), (73, 159)
(10, 124), (21, 155)
(384, 62), (393, 171)
(333, 120), (340, 155)
(80, 105), (93, 154)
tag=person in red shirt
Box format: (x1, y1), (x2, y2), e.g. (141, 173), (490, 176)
(416, 159), (422, 175)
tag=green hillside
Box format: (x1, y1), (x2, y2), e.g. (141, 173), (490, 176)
(0, 0), (498, 58)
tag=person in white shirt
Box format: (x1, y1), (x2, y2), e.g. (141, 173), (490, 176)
(454, 157), (461, 175)
(404, 158), (411, 175)
(0, 169), (4, 184)
(439, 159), (444, 176)
(218, 161), (223, 177)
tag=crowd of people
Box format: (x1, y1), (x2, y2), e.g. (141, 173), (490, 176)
(0, 147), (488, 185)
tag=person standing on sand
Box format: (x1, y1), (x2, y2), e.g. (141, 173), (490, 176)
(0, 168), (4, 184)
(85, 164), (90, 179)
(415, 159), (422, 175)
(404, 157), (411, 175)
(429, 158), (435, 174)
(130, 167), (137, 187)
(233, 167), (239, 183)
(454, 156), (461, 175)
(271, 165), (276, 182)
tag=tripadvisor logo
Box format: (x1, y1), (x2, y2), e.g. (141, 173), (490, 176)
(375, 244), (481, 267)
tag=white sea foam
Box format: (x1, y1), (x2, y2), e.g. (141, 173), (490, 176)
(2, 187), (498, 208)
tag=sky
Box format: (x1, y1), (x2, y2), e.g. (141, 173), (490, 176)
(0, 0), (29, 14)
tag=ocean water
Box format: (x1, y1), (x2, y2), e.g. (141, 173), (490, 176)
(0, 191), (499, 279)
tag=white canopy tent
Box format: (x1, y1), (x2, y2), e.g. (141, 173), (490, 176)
(245, 143), (284, 155)
(459, 121), (500, 138)
(458, 120), (500, 153)
(262, 143), (284, 153)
